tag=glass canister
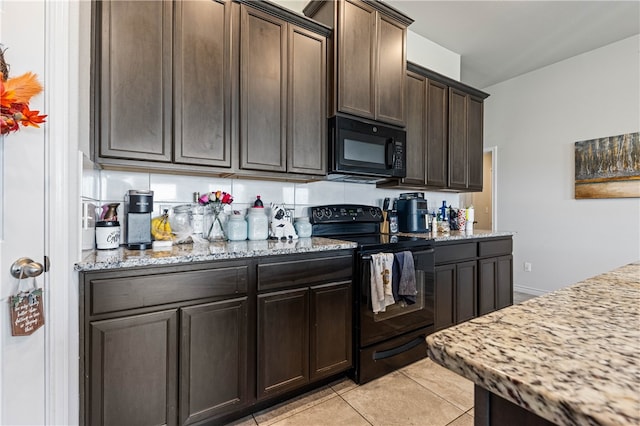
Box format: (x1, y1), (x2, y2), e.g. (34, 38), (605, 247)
(226, 213), (248, 241)
(247, 207), (268, 240)
(294, 217), (312, 238)
(170, 204), (193, 242)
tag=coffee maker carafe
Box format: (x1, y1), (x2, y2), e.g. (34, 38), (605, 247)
(125, 190), (154, 249)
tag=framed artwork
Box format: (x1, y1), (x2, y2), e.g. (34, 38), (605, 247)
(574, 132), (640, 199)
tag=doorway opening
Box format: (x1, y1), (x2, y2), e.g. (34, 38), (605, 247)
(461, 146), (497, 230)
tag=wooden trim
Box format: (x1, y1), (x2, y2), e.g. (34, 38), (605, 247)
(408, 61), (490, 99)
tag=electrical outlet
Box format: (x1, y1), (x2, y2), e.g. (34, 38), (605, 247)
(524, 262), (532, 272)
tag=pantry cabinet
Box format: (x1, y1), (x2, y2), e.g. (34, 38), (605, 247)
(303, 0), (412, 127)
(240, 4), (328, 175)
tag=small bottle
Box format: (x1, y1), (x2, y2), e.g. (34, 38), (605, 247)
(432, 214), (438, 235)
(253, 195), (264, 208)
(440, 201), (448, 222)
(191, 192), (204, 237)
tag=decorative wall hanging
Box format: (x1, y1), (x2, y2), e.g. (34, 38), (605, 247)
(0, 45), (47, 136)
(574, 132), (640, 199)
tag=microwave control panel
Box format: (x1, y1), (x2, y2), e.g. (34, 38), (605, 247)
(310, 204), (383, 224)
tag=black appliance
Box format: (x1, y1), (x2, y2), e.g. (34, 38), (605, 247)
(311, 204), (434, 384)
(328, 115), (406, 183)
(125, 189), (154, 250)
(397, 192), (430, 233)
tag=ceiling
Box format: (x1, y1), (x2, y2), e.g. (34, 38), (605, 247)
(386, 1), (640, 88)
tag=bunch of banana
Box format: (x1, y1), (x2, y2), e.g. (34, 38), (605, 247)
(151, 210), (174, 241)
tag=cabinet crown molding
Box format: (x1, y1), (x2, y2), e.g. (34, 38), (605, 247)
(407, 61), (490, 100)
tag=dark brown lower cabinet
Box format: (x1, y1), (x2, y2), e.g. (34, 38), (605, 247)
(180, 298), (249, 425)
(89, 310), (178, 426)
(310, 282), (352, 380)
(257, 288), (310, 400)
(434, 261), (477, 331)
(478, 255), (513, 316)
(434, 237), (513, 332)
(257, 281), (353, 400)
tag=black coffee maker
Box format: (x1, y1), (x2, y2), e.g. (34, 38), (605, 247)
(125, 190), (154, 249)
(396, 192), (429, 233)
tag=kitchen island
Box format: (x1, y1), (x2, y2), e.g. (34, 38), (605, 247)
(427, 262), (640, 426)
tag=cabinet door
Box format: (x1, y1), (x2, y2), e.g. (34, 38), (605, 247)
(455, 260), (477, 323)
(375, 13), (406, 126)
(478, 258), (497, 315)
(496, 255), (513, 310)
(179, 298), (248, 425)
(288, 25), (327, 175)
(426, 79), (448, 188)
(99, 0), (172, 162)
(467, 95), (484, 191)
(337, 0), (376, 119)
(257, 288), (309, 400)
(89, 310), (178, 426)
(310, 282), (352, 380)
(434, 264), (456, 331)
(174, 0), (234, 168)
(403, 71), (427, 185)
(448, 87), (468, 189)
(240, 6), (287, 172)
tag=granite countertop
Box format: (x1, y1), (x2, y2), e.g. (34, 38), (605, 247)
(400, 229), (514, 242)
(427, 262), (640, 426)
(75, 237), (357, 272)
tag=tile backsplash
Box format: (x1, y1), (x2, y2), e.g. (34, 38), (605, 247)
(82, 155), (462, 249)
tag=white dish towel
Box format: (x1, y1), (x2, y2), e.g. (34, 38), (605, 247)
(370, 253), (395, 313)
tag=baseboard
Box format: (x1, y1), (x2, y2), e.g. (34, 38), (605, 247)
(513, 284), (548, 296)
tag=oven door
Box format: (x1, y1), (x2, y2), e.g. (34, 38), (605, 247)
(358, 248), (434, 348)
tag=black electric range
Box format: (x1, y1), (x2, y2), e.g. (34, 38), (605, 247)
(310, 204), (435, 384)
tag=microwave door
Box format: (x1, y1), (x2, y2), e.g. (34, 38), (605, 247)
(338, 131), (390, 175)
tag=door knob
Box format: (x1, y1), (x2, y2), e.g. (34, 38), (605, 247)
(10, 257), (44, 279)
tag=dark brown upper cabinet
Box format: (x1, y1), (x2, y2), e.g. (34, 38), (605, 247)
(173, 0), (236, 168)
(239, 3), (329, 176)
(378, 62), (488, 192)
(303, 0), (412, 127)
(96, 0), (173, 164)
(93, 0), (329, 180)
(95, 0), (237, 173)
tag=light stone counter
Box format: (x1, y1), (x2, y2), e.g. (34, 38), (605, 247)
(427, 262), (640, 426)
(400, 229), (514, 242)
(75, 237), (357, 272)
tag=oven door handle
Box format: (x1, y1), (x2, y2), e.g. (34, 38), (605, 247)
(360, 256), (372, 308)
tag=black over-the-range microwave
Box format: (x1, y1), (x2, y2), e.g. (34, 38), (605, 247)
(328, 115), (406, 183)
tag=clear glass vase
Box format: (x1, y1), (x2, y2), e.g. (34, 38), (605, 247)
(204, 204), (227, 241)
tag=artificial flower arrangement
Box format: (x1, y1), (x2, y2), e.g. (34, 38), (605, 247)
(198, 191), (234, 240)
(0, 47), (47, 135)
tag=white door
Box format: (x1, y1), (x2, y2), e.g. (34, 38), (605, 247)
(1, 1), (77, 424)
(0, 1), (47, 424)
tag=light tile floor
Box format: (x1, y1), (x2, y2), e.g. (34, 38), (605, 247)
(228, 291), (537, 426)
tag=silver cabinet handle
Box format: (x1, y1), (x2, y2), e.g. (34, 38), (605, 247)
(10, 257), (44, 279)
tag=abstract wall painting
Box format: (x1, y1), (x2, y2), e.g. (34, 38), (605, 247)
(574, 132), (640, 199)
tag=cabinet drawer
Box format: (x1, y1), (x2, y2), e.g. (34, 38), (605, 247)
(435, 243), (477, 264)
(90, 266), (248, 315)
(257, 255), (352, 292)
(478, 238), (512, 258)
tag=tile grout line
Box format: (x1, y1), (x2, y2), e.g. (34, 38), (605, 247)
(337, 392), (374, 426)
(398, 367), (472, 413)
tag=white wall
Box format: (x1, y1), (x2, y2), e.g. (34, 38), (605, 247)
(407, 30), (460, 80)
(484, 35), (640, 294)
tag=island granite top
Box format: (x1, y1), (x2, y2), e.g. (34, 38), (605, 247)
(427, 261), (640, 426)
(75, 237), (357, 272)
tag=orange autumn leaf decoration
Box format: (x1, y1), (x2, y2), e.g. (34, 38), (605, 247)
(1, 66), (47, 135)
